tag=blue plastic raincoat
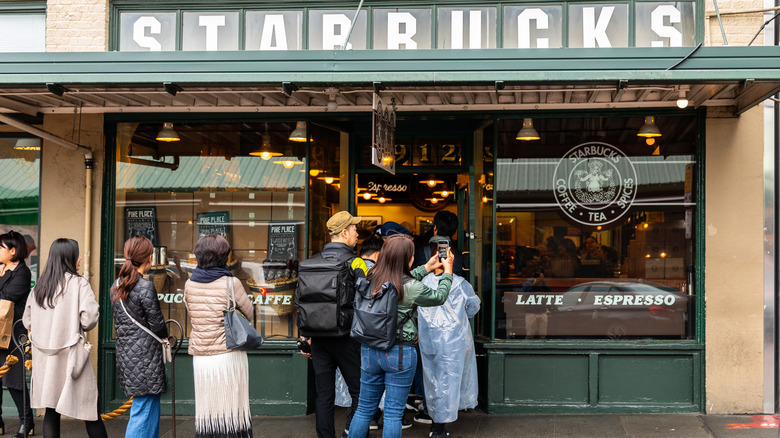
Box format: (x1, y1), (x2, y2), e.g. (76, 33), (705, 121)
(418, 273), (480, 423)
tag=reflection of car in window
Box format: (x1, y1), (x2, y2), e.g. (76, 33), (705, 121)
(551, 281), (687, 339)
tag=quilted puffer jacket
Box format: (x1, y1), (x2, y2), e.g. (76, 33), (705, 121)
(184, 276), (254, 356)
(111, 276), (168, 397)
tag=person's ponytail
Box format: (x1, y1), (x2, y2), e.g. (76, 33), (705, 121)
(111, 236), (153, 302)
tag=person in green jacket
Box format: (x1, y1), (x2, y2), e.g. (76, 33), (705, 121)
(348, 234), (454, 438)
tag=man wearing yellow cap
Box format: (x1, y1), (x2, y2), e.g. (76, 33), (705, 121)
(297, 211), (367, 438)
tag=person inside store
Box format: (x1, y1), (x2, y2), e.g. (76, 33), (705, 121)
(580, 235), (600, 261)
(549, 238), (580, 278)
(24, 238), (108, 438)
(347, 234), (454, 438)
(413, 211), (466, 277)
(0, 231), (34, 437)
(184, 234), (254, 438)
(522, 268), (552, 339)
(596, 245), (619, 278)
(298, 211), (368, 438)
(417, 235), (480, 438)
(111, 235), (170, 438)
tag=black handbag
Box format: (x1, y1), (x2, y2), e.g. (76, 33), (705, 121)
(224, 277), (264, 350)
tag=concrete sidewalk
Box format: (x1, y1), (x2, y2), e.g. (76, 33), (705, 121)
(39, 408), (779, 437)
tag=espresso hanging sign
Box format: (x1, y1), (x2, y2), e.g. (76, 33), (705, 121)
(119, 2), (695, 52)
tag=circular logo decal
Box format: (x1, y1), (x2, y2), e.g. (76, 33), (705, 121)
(553, 142), (637, 226)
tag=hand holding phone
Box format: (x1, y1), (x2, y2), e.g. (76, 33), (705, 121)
(437, 241), (449, 260)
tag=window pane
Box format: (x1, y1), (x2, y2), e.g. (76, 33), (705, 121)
(495, 116), (696, 340)
(114, 122), (306, 340)
(0, 14), (44, 52)
(0, 138), (40, 283)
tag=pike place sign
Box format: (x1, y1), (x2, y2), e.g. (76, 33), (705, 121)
(553, 142), (637, 227)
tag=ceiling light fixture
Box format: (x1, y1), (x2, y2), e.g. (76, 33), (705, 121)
(156, 122), (181, 142)
(288, 121), (308, 142)
(326, 88), (339, 111)
(420, 177), (444, 187)
(515, 118), (540, 141)
(637, 116), (662, 143)
(362, 192), (373, 200)
(676, 86), (690, 109)
(250, 134), (283, 160)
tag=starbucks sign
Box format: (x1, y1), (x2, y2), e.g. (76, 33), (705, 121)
(553, 142), (637, 227)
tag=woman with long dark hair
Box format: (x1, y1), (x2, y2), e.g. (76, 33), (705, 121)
(23, 238), (107, 438)
(111, 235), (169, 438)
(184, 234), (254, 438)
(0, 231), (33, 437)
(348, 234), (454, 438)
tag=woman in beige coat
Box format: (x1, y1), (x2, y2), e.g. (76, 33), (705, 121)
(185, 234), (254, 438)
(23, 238), (108, 438)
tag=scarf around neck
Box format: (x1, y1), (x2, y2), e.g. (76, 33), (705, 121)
(189, 266), (232, 283)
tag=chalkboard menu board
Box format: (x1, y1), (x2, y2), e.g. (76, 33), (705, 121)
(268, 223), (298, 260)
(125, 206), (158, 245)
(196, 211), (231, 240)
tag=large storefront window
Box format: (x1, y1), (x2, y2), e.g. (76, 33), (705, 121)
(495, 115), (697, 340)
(114, 121), (306, 340)
(0, 136), (40, 282)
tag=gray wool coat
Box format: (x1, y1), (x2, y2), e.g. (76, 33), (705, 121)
(23, 273), (100, 421)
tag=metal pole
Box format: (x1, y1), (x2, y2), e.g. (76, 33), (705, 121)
(340, 0), (365, 50)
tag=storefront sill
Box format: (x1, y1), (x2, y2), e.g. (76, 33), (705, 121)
(478, 339), (703, 351)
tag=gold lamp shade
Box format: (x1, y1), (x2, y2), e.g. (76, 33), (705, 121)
(515, 118), (540, 141)
(637, 116), (662, 138)
(156, 122), (181, 142)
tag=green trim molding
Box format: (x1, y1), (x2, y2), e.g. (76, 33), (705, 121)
(0, 47), (779, 84)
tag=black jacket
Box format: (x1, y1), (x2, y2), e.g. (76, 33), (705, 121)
(0, 261), (32, 343)
(111, 277), (168, 397)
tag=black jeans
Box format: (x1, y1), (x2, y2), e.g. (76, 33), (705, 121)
(310, 336), (361, 438)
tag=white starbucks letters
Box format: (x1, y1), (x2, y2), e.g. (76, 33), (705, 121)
(120, 3), (695, 51)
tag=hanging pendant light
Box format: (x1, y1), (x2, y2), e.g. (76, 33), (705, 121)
(250, 134), (283, 160)
(156, 122), (181, 142)
(273, 145), (304, 169)
(637, 116), (662, 141)
(13, 138), (41, 151)
(515, 118), (540, 141)
(288, 121), (309, 142)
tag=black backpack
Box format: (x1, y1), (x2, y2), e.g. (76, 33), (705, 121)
(351, 277), (411, 351)
(295, 252), (356, 337)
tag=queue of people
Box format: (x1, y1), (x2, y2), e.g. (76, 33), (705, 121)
(3, 208), (476, 438)
(298, 211), (479, 438)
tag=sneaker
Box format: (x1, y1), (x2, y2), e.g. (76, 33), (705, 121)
(401, 418), (413, 430)
(414, 412), (433, 424)
(369, 418), (379, 430)
(429, 431), (450, 438)
(341, 429), (349, 438)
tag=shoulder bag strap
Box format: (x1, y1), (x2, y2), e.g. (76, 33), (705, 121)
(225, 277), (237, 311)
(119, 299), (167, 346)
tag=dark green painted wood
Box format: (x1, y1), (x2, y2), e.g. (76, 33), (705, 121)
(482, 340), (703, 413)
(1, 47), (780, 85)
(598, 355), (694, 405)
(503, 355), (589, 404)
(0, 1), (45, 13)
(103, 343), (308, 415)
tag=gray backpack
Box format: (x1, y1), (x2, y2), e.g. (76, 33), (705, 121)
(351, 277), (411, 351)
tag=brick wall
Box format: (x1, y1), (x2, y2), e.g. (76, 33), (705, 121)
(704, 0), (766, 46)
(46, 0), (109, 52)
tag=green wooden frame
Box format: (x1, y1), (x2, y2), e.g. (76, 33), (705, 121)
(108, 0), (705, 51)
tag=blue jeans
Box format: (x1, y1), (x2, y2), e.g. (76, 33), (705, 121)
(348, 344), (417, 438)
(125, 394), (160, 438)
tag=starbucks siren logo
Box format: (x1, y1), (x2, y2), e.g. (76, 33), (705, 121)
(553, 142), (637, 226)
